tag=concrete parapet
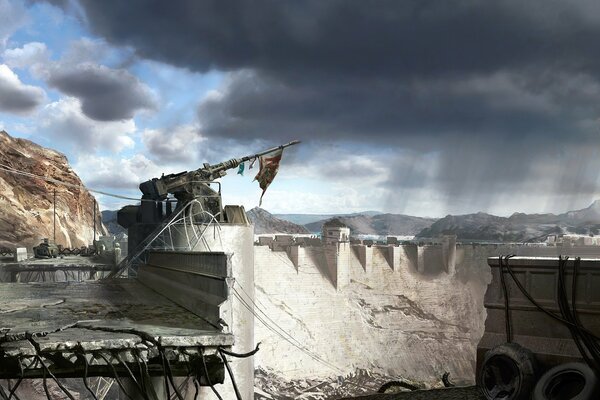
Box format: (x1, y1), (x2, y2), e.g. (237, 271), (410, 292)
(258, 236), (274, 246)
(442, 235), (457, 275)
(399, 243), (418, 272)
(287, 245), (301, 270)
(417, 245), (445, 275)
(352, 244), (373, 273)
(14, 248), (27, 262)
(384, 245), (399, 271)
(275, 235), (294, 244)
(323, 242), (351, 290)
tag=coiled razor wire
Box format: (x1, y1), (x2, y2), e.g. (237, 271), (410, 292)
(108, 198), (224, 279)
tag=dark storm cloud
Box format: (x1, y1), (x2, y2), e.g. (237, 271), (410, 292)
(48, 0), (600, 142)
(47, 64), (156, 121)
(45, 0), (600, 211)
(0, 65), (45, 114)
(67, 1), (600, 78)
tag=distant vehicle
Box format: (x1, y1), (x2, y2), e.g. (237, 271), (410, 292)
(33, 238), (58, 258)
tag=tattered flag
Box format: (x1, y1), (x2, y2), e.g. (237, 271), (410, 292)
(254, 149), (283, 206)
(249, 157), (257, 169)
(237, 162), (245, 176)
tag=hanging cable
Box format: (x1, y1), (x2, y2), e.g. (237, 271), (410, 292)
(78, 351), (99, 400)
(0, 163), (148, 202)
(502, 256), (600, 340)
(34, 355), (77, 400)
(6, 358), (25, 400)
(114, 351), (149, 400)
(232, 288), (344, 373)
(498, 255), (513, 343)
(96, 352), (134, 400)
(218, 348), (242, 400)
(200, 347), (223, 400)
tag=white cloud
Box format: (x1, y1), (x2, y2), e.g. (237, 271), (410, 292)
(38, 97), (135, 154)
(0, 0), (27, 49)
(73, 153), (160, 191)
(0, 64), (45, 114)
(142, 124), (205, 164)
(2, 42), (50, 69)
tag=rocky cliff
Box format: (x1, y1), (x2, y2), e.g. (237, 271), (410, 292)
(0, 130), (104, 249)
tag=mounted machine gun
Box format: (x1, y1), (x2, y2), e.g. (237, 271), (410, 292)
(117, 140), (300, 255)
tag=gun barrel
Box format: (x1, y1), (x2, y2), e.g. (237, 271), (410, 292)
(207, 140), (301, 171)
(241, 140), (301, 162)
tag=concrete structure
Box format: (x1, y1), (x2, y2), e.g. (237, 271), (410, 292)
(0, 252), (235, 398)
(321, 218), (350, 244)
(173, 223), (255, 400)
(252, 225), (600, 397)
(14, 247), (27, 262)
(479, 256), (600, 377)
(547, 233), (600, 246)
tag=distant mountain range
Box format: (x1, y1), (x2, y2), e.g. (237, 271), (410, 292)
(305, 213), (436, 235)
(273, 211), (381, 225)
(417, 200), (600, 242)
(102, 200), (600, 242)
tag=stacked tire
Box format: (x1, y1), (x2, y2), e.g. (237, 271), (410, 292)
(478, 343), (599, 400)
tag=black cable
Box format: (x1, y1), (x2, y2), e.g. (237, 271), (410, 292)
(498, 255), (513, 343)
(556, 256), (589, 365)
(218, 343), (261, 358)
(7, 357), (26, 400)
(133, 349), (147, 397)
(96, 352), (134, 400)
(559, 257), (600, 374)
(35, 355), (77, 400)
(192, 378), (199, 400)
(570, 258), (600, 363)
(162, 352), (184, 400)
(114, 352), (149, 400)
(502, 256), (600, 341)
(180, 349), (201, 400)
(0, 385), (9, 400)
(218, 349), (242, 400)
(200, 348), (223, 400)
(78, 352), (99, 400)
(41, 365), (51, 400)
(160, 351), (172, 400)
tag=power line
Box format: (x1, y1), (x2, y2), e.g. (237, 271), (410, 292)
(232, 282), (345, 374)
(0, 163), (149, 202)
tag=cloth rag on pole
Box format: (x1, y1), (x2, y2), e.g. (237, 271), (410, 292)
(254, 148), (283, 206)
(237, 162), (245, 176)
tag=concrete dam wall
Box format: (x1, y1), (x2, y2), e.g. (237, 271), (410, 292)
(252, 240), (497, 395)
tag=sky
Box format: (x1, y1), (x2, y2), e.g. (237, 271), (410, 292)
(1, 1), (600, 217)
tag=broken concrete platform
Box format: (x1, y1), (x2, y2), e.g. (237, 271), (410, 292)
(0, 270), (233, 381)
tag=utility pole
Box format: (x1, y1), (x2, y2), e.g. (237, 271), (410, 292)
(53, 189), (56, 243)
(93, 198), (96, 243)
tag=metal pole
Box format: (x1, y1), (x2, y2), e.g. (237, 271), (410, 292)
(93, 198), (96, 243)
(53, 189), (56, 243)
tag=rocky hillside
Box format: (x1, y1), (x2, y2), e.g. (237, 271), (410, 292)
(304, 213), (437, 235)
(0, 130), (105, 249)
(247, 207), (310, 234)
(273, 211), (381, 225)
(101, 210), (126, 236)
(417, 201), (600, 241)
